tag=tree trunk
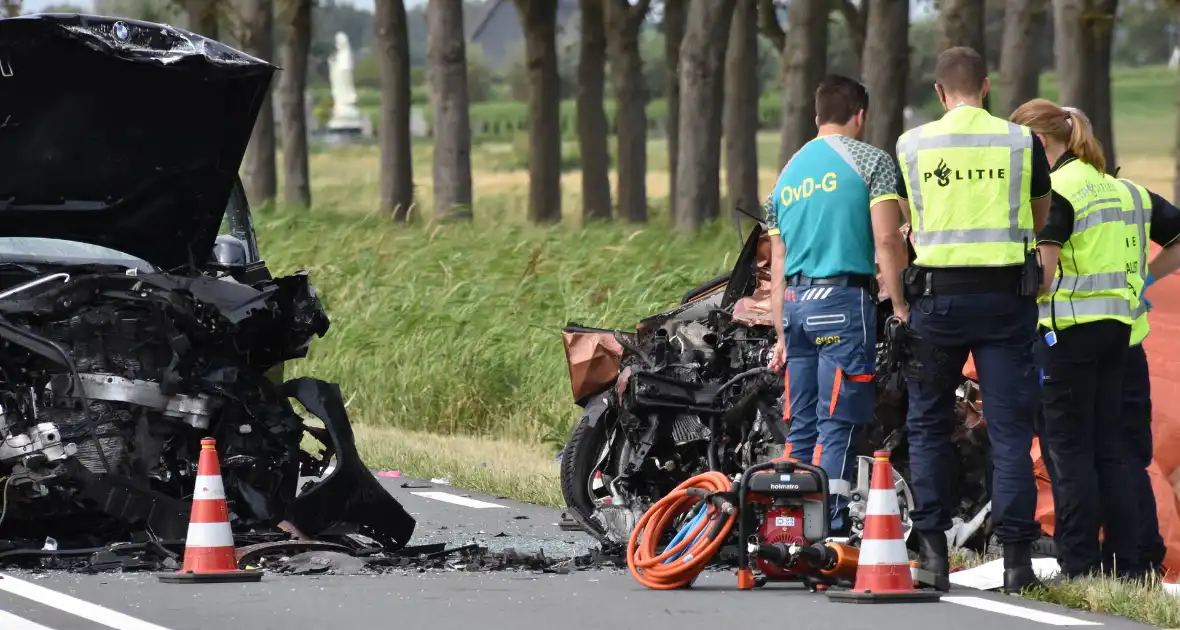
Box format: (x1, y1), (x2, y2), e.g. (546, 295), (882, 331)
(674, 0), (736, 233)
(778, 0), (829, 165)
(861, 0), (908, 152)
(1088, 0), (1118, 172)
(724, 0), (759, 218)
(606, 0), (652, 223)
(997, 0), (1048, 117)
(836, 0), (867, 62)
(239, 0), (277, 209)
(664, 0), (687, 220)
(938, 0), (989, 110)
(278, 0), (312, 209)
(375, 0), (415, 220)
(1053, 0), (1118, 172)
(184, 0), (220, 38)
(577, 0), (612, 222)
(1, 1), (20, 18)
(428, 0), (474, 220)
(514, 0), (562, 223)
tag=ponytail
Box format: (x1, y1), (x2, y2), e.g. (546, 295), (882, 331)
(1063, 107), (1106, 174)
(1010, 99), (1107, 173)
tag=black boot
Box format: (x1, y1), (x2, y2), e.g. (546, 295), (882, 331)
(916, 530), (950, 592)
(1003, 542), (1043, 594)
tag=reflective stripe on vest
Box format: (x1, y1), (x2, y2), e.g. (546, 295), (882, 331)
(903, 124), (1033, 249)
(1122, 179), (1152, 346)
(1047, 271), (1126, 293)
(1038, 297), (1133, 321)
(1036, 160), (1136, 328)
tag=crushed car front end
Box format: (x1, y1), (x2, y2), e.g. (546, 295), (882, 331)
(0, 13), (414, 556)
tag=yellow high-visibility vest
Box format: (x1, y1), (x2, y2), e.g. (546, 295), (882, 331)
(1119, 178), (1153, 345)
(896, 106), (1035, 267)
(1037, 159), (1136, 330)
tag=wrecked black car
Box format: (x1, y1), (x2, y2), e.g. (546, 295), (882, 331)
(0, 14), (414, 557)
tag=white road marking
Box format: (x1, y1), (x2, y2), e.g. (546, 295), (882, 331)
(410, 491), (505, 509)
(0, 609), (57, 630)
(0, 574), (172, 630)
(943, 596), (1103, 626)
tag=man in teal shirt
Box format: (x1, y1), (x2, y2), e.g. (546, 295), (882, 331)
(765, 74), (910, 533)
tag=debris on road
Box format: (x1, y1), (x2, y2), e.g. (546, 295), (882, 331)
(0, 529), (643, 577)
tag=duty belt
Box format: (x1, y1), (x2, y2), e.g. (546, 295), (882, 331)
(911, 266), (1023, 296)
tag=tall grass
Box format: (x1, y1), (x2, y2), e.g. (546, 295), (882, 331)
(260, 205), (747, 450)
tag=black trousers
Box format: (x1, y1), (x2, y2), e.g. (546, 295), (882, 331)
(1039, 319), (1136, 578)
(1121, 343), (1167, 575)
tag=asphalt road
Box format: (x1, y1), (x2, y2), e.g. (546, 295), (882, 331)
(0, 475), (1150, 630)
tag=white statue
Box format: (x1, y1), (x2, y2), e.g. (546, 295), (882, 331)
(327, 31), (363, 130)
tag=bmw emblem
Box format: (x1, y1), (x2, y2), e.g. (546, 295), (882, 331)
(112, 21), (129, 41)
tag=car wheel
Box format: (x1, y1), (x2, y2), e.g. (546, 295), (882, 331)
(559, 411), (614, 524)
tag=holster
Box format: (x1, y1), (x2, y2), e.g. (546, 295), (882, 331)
(902, 266), (927, 302)
(1019, 249), (1042, 297)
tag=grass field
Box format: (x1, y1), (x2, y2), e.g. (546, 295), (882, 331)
(264, 65), (1180, 623)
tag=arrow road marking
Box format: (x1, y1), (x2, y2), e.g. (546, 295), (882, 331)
(410, 491), (505, 509)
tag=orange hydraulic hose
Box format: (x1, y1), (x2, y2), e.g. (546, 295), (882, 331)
(627, 471), (739, 590)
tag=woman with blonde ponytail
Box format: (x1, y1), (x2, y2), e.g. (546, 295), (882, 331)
(1009, 99), (1180, 581)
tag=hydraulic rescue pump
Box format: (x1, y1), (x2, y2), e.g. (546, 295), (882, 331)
(625, 458), (860, 592)
(736, 460), (860, 591)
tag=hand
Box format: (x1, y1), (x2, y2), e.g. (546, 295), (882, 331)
(893, 302), (910, 325)
(768, 339), (786, 373)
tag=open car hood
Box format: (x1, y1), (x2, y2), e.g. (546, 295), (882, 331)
(0, 13), (277, 270)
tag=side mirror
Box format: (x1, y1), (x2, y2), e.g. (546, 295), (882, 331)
(209, 234), (248, 271)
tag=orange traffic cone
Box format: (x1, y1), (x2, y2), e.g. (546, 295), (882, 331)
(158, 438), (263, 584)
(828, 450), (940, 603)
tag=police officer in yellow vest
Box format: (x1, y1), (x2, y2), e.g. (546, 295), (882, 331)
(894, 47), (1052, 595)
(1009, 99), (1180, 581)
(1120, 176), (1180, 580)
(1014, 102), (1180, 579)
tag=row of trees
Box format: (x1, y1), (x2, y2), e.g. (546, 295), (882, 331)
(503, 0), (1130, 233)
(1, 0), (1161, 232)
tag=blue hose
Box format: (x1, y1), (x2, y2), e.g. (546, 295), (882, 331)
(661, 504), (710, 564)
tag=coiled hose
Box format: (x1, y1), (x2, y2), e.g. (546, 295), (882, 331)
(627, 471), (738, 590)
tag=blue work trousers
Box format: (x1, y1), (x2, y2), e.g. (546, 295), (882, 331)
(1121, 343), (1166, 575)
(783, 279), (876, 531)
(905, 292), (1042, 544)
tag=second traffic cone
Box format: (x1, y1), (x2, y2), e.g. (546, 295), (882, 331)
(829, 450), (940, 603)
(158, 437), (262, 584)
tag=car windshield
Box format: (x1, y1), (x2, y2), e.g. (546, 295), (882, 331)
(0, 182), (257, 271)
(0, 237), (154, 270)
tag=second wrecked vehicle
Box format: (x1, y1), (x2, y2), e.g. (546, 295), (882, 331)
(0, 14), (414, 554)
(558, 220), (1003, 555)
